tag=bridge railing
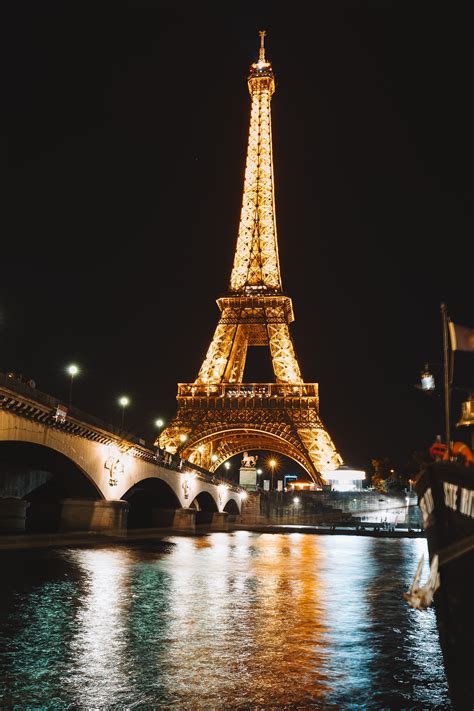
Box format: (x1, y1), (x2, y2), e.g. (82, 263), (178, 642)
(154, 449), (237, 489)
(0, 372), (148, 447)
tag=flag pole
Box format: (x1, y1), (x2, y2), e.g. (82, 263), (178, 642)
(441, 303), (451, 458)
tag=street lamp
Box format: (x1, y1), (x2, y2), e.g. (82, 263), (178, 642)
(118, 396), (130, 429)
(420, 364), (436, 392)
(155, 418), (164, 448)
(269, 459), (276, 491)
(66, 364), (79, 408)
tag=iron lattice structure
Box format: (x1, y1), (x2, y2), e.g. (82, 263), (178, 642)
(158, 33), (342, 483)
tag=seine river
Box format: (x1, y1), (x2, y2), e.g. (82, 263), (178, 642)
(0, 533), (450, 709)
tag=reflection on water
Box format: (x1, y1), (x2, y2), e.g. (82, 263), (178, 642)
(0, 534), (450, 709)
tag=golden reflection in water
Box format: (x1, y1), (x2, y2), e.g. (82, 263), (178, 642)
(159, 532), (333, 708)
(248, 533), (333, 706)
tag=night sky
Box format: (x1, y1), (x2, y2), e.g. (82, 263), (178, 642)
(3, 5), (472, 477)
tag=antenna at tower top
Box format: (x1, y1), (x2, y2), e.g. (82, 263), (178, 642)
(259, 30), (266, 61)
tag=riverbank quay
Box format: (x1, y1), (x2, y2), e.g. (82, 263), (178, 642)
(231, 523), (425, 538)
(0, 521), (425, 550)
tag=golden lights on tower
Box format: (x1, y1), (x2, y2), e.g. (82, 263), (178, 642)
(158, 33), (343, 482)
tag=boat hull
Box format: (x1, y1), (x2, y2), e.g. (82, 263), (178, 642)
(416, 461), (474, 710)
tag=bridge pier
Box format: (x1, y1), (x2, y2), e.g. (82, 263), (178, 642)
(151, 507), (196, 532)
(59, 499), (129, 532)
(0, 497), (30, 533)
(196, 511), (229, 530)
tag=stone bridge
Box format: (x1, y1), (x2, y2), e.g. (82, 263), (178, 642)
(0, 374), (245, 534)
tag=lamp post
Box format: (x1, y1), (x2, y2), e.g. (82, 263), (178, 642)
(119, 396), (130, 429)
(269, 459), (276, 491)
(155, 418), (164, 445)
(66, 364), (79, 408)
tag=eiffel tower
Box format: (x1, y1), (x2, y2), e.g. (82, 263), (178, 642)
(158, 32), (342, 484)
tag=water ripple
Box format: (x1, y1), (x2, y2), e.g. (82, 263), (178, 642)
(0, 534), (451, 709)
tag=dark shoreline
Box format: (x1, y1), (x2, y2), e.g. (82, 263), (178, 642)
(0, 523), (425, 551)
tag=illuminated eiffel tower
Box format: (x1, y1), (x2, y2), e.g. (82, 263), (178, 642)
(159, 32), (342, 483)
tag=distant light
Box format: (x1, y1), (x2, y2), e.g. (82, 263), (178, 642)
(119, 396), (129, 407)
(67, 364), (79, 376)
(269, 459), (276, 468)
(198, 445), (204, 453)
(322, 466), (366, 492)
(240, 491), (248, 501)
(421, 366), (435, 392)
(293, 497), (300, 504)
(224, 462), (230, 470)
(256, 468), (262, 474)
(179, 434), (188, 443)
(211, 454), (218, 462)
(155, 418), (164, 428)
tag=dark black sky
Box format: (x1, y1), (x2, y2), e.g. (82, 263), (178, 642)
(2, 4), (473, 475)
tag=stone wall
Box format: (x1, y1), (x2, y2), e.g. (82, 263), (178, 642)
(240, 490), (422, 527)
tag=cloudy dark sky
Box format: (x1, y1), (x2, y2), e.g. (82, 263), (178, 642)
(3, 4), (472, 476)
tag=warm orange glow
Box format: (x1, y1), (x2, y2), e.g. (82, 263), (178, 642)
(288, 480), (320, 491)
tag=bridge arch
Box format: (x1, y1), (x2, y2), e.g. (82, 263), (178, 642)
(0, 440), (104, 499)
(223, 498), (240, 515)
(122, 477), (181, 529)
(0, 441), (103, 532)
(190, 491), (219, 512)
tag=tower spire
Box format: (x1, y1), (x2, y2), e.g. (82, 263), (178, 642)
(259, 30), (266, 62)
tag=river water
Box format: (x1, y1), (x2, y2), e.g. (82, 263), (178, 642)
(0, 533), (450, 709)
